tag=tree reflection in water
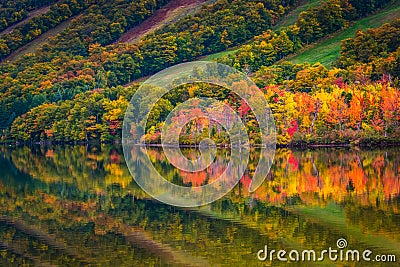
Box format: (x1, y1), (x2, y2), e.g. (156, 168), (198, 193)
(0, 145), (399, 266)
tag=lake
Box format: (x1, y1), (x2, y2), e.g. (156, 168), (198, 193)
(0, 145), (399, 266)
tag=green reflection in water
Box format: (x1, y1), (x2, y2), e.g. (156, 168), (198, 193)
(0, 145), (399, 266)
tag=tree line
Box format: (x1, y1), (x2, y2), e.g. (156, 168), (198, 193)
(0, 0), (173, 59)
(0, 0), (399, 145)
(0, 0), (59, 32)
(217, 0), (395, 74)
(0, 0), (301, 133)
(7, 61), (399, 145)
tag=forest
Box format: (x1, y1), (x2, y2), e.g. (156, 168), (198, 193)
(0, 0), (399, 145)
(0, 0), (58, 32)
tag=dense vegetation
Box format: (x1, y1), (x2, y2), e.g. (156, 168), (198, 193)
(336, 19), (400, 71)
(9, 86), (135, 142)
(217, 0), (394, 72)
(287, 0), (400, 67)
(0, 1), (399, 264)
(8, 61), (399, 145)
(0, 0), (301, 134)
(0, 0), (87, 58)
(0, 0), (172, 59)
(0, 0), (58, 32)
(0, 0), (399, 145)
(138, 0), (298, 71)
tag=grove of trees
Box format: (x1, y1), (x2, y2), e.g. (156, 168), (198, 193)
(0, 0), (399, 146)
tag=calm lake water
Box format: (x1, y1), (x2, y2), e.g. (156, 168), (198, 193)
(0, 145), (399, 266)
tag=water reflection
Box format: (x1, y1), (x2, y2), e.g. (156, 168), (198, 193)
(0, 145), (399, 266)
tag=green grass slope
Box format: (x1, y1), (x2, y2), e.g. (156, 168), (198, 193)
(272, 0), (322, 30)
(202, 49), (237, 61)
(202, 0), (322, 61)
(289, 0), (400, 67)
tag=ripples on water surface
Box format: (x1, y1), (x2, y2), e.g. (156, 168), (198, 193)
(0, 145), (399, 266)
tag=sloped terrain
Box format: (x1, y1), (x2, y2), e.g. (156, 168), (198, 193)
(119, 0), (208, 44)
(4, 15), (76, 61)
(272, 0), (322, 30)
(289, 0), (400, 66)
(0, 5), (51, 36)
(202, 0), (322, 61)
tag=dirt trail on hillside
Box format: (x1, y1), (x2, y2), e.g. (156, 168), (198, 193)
(0, 5), (52, 36)
(118, 0), (208, 44)
(3, 16), (76, 62)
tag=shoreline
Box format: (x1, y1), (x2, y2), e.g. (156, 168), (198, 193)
(1, 139), (400, 149)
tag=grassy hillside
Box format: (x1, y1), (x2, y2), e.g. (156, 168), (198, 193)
(289, 0), (400, 67)
(1, 0), (399, 145)
(202, 0), (322, 61)
(202, 49), (237, 61)
(4, 16), (75, 61)
(272, 0), (322, 30)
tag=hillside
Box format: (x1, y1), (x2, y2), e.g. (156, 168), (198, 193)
(289, 0), (400, 66)
(118, 0), (208, 44)
(0, 0), (173, 61)
(202, 0), (323, 61)
(2, 0), (209, 62)
(4, 16), (76, 61)
(0, 0), (59, 33)
(0, 5), (51, 36)
(215, 0), (395, 73)
(0, 0), (399, 146)
(0, 1), (399, 266)
(272, 0), (322, 30)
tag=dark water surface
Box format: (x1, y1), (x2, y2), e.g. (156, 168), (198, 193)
(0, 145), (399, 266)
